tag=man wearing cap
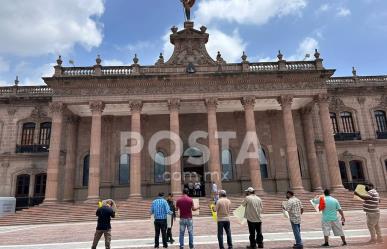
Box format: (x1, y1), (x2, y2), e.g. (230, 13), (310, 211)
(151, 192), (173, 248)
(242, 187), (264, 249)
(215, 190), (233, 249)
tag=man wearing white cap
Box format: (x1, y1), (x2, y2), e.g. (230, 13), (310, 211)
(215, 190), (233, 249)
(242, 187), (264, 249)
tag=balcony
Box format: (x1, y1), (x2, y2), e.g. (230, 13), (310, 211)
(334, 132), (361, 141)
(16, 144), (49, 153)
(376, 131), (387, 139)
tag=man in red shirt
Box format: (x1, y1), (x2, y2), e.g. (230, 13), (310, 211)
(176, 188), (199, 249)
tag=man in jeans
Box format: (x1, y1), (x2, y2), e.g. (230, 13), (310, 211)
(215, 190), (233, 249)
(151, 192), (172, 248)
(92, 200), (116, 249)
(176, 188), (200, 249)
(284, 191), (304, 249)
(355, 183), (383, 244)
(242, 187), (264, 249)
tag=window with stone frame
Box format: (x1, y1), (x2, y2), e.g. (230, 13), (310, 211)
(21, 122), (36, 145)
(34, 173), (47, 197)
(221, 149), (233, 181)
(339, 161), (348, 182)
(340, 111), (356, 133)
(154, 152), (166, 183)
(350, 160), (365, 181)
(375, 110), (387, 132)
(330, 112), (339, 134)
(82, 155), (90, 187)
(38, 122), (51, 146)
(15, 174), (30, 197)
(259, 148), (269, 179)
(119, 154), (130, 185)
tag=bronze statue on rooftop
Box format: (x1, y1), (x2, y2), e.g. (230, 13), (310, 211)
(180, 0), (195, 21)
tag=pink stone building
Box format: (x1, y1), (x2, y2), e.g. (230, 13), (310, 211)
(1, 22), (387, 208)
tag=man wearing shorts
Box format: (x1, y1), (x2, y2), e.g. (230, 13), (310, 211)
(313, 189), (347, 247)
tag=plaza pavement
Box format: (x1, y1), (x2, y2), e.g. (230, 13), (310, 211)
(0, 210), (385, 249)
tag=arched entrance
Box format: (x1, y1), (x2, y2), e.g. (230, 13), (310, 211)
(183, 147), (205, 197)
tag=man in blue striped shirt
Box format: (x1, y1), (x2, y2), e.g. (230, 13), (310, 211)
(151, 192), (172, 248)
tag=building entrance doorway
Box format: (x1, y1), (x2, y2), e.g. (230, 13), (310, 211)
(183, 147), (206, 197)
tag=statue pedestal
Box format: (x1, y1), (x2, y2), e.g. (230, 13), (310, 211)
(184, 21), (194, 29)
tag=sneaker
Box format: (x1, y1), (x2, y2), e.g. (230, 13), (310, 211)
(342, 241), (347, 246)
(321, 242), (329, 247)
(258, 244), (264, 248)
(377, 238), (384, 244)
(367, 239), (377, 244)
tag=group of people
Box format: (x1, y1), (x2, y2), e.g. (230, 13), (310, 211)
(185, 180), (203, 197)
(90, 183), (383, 249)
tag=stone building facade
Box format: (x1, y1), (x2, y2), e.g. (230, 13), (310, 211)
(0, 22), (387, 206)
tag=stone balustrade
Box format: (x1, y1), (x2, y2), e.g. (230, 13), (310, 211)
(327, 75), (387, 87)
(0, 86), (53, 97)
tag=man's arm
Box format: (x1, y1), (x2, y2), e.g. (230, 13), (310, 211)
(354, 191), (371, 200)
(111, 209), (116, 218)
(96, 208), (100, 217)
(338, 209), (345, 222)
(241, 198), (247, 207)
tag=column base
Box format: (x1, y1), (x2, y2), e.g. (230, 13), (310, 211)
(128, 194), (143, 201)
(254, 189), (265, 196)
(330, 185), (347, 192)
(42, 198), (59, 206)
(312, 187), (324, 192)
(290, 187), (305, 194)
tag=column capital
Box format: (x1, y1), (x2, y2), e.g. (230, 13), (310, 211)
(49, 102), (64, 116)
(205, 97), (218, 109)
(129, 100), (143, 112)
(168, 98), (180, 111)
(277, 95), (293, 107)
(89, 101), (105, 114)
(241, 96), (256, 109)
(314, 93), (330, 104)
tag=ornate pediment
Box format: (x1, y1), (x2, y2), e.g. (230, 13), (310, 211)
(165, 22), (216, 67)
(329, 96), (345, 111)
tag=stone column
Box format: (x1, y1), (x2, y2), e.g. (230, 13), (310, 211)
(63, 116), (79, 201)
(301, 106), (322, 191)
(129, 101), (143, 198)
(168, 99), (182, 195)
(316, 94), (344, 190)
(45, 102), (64, 202)
(205, 98), (222, 189)
(241, 96), (263, 192)
(277, 95), (304, 192)
(87, 101), (105, 201)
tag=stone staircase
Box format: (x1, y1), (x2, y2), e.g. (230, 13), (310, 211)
(0, 191), (386, 226)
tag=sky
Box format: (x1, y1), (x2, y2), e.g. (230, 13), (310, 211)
(0, 0), (387, 86)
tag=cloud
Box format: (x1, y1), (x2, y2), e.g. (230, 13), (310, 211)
(0, 57), (10, 73)
(317, 4), (330, 13)
(287, 37), (319, 61)
(195, 0), (307, 25)
(337, 7), (351, 17)
(162, 27), (246, 63)
(0, 0), (105, 56)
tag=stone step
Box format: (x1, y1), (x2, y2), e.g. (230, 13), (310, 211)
(0, 192), (385, 226)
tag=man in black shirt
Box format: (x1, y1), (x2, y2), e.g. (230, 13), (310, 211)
(92, 200), (116, 249)
(166, 193), (176, 243)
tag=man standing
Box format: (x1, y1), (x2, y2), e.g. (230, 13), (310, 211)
(176, 188), (200, 249)
(312, 189), (347, 247)
(151, 192), (172, 248)
(242, 187), (264, 249)
(212, 181), (218, 203)
(194, 180), (201, 197)
(354, 183), (383, 244)
(284, 191), (304, 249)
(166, 193), (176, 244)
(215, 190), (233, 249)
(91, 200), (116, 249)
